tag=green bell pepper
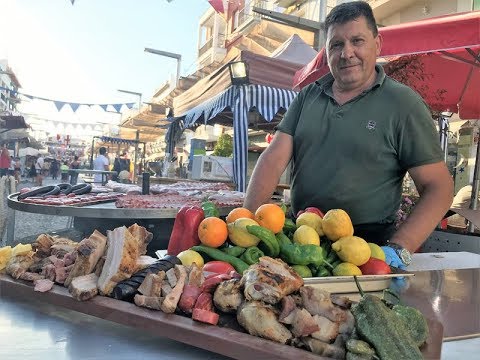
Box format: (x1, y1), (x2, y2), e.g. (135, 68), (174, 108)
(275, 232), (327, 266)
(240, 246), (264, 265)
(222, 246), (246, 257)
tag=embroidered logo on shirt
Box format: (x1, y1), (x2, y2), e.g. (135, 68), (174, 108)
(366, 120), (376, 130)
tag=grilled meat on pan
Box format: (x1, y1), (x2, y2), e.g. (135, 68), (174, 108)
(213, 278), (244, 313)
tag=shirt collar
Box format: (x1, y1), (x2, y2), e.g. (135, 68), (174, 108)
(315, 64), (386, 94)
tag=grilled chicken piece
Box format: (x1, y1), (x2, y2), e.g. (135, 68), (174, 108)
(241, 257), (303, 304)
(278, 296), (319, 337)
(97, 226), (141, 295)
(303, 337), (345, 359)
(213, 278), (244, 313)
(339, 310), (355, 335)
(68, 273), (99, 301)
(160, 265), (187, 313)
(311, 315), (339, 342)
(64, 230), (107, 287)
(300, 286), (346, 322)
(6, 252), (36, 279)
(34, 279), (54, 292)
(237, 301), (292, 344)
(331, 294), (352, 309)
(128, 224), (153, 256)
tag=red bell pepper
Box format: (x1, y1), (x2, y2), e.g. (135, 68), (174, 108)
(296, 207), (325, 218)
(167, 205), (205, 256)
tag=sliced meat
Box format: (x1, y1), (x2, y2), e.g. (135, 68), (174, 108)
(201, 273), (233, 293)
(34, 278), (54, 292)
(97, 226), (140, 295)
(192, 308), (219, 325)
(311, 315), (340, 342)
(138, 272), (165, 297)
(178, 285), (202, 314)
(300, 286), (346, 322)
(55, 264), (74, 284)
(68, 273), (99, 301)
(19, 272), (45, 282)
(213, 279), (244, 314)
(42, 263), (56, 281)
(63, 251), (78, 267)
(237, 301), (292, 344)
(134, 294), (163, 310)
(64, 230), (107, 287)
(50, 238), (78, 258)
(241, 257), (303, 305)
(165, 268), (177, 287)
(160, 265), (187, 313)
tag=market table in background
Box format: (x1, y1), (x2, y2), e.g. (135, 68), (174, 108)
(70, 169), (117, 185)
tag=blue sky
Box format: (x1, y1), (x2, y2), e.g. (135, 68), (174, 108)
(0, 0), (210, 129)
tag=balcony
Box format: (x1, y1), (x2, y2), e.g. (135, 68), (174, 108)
(198, 37), (214, 58)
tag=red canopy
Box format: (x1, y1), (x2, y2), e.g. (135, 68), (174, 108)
(293, 11), (480, 119)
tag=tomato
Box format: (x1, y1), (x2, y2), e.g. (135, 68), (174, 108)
(296, 207), (325, 218)
(203, 261), (235, 274)
(359, 257), (392, 275)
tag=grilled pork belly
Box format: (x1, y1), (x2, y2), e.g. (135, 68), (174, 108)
(64, 230), (107, 287)
(50, 238), (78, 258)
(32, 234), (55, 257)
(97, 226), (140, 296)
(237, 301), (292, 344)
(241, 257), (303, 304)
(128, 224), (153, 256)
(69, 273), (99, 301)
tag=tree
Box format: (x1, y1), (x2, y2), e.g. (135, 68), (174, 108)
(212, 134), (233, 157)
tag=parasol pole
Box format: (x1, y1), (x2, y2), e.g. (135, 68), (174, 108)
(468, 128), (480, 232)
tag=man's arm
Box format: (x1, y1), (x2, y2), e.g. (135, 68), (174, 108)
(390, 161), (453, 252)
(243, 132), (293, 212)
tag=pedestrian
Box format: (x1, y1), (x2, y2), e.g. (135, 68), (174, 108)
(243, 1), (453, 269)
(13, 157), (21, 182)
(69, 155), (81, 185)
(60, 161), (69, 182)
(50, 158), (59, 180)
(35, 154), (44, 186)
(93, 146), (110, 184)
(0, 146), (10, 177)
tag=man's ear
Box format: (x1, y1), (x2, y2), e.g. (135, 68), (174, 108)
(376, 33), (383, 57)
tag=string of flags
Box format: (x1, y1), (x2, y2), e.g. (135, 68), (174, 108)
(0, 86), (135, 113)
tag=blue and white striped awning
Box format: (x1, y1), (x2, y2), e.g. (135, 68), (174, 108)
(180, 84), (297, 192)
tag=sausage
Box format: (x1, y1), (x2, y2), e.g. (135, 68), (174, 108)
(71, 183), (92, 195)
(18, 185), (60, 200)
(57, 183), (73, 195)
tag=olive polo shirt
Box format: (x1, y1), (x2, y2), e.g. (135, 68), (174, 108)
(277, 65), (444, 225)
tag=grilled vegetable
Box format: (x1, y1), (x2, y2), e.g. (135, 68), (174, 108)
(191, 245), (249, 274)
(246, 225), (280, 257)
(346, 339), (376, 357)
(393, 304), (429, 346)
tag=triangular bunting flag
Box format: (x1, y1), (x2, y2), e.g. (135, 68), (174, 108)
(70, 103), (81, 112)
(126, 102), (135, 109)
(99, 104), (108, 112)
(112, 104), (123, 113)
(54, 101), (67, 111)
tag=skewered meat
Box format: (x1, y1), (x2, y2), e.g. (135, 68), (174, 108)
(68, 273), (99, 301)
(237, 301), (292, 344)
(6, 252), (36, 279)
(64, 230), (107, 287)
(241, 257), (303, 304)
(160, 265), (187, 313)
(127, 224), (153, 255)
(34, 279), (54, 292)
(300, 286), (347, 322)
(138, 272), (165, 297)
(311, 315), (339, 342)
(213, 279), (244, 313)
(97, 226), (141, 295)
(134, 294), (163, 310)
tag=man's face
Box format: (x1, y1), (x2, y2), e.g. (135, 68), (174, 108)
(326, 16), (381, 91)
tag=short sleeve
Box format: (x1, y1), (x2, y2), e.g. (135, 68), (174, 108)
(396, 99), (444, 169)
(275, 88), (307, 136)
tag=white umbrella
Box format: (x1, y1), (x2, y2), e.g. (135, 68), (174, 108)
(18, 147), (39, 157)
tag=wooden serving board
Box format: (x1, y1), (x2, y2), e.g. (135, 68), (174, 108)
(0, 275), (443, 360)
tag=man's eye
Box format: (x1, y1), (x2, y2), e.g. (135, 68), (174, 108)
(331, 43), (342, 49)
(353, 38), (364, 44)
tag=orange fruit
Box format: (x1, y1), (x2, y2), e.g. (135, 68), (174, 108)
(226, 207), (255, 224)
(255, 203), (285, 234)
(198, 217), (228, 248)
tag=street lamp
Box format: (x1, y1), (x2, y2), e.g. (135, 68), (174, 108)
(144, 47), (182, 86)
(117, 89), (142, 111)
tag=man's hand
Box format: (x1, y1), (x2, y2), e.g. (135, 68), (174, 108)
(381, 246), (406, 270)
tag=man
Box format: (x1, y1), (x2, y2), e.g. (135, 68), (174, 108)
(244, 2), (453, 269)
(35, 154), (44, 186)
(93, 147), (110, 184)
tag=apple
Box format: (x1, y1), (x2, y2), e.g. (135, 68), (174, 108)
(296, 207), (325, 218)
(359, 257), (392, 275)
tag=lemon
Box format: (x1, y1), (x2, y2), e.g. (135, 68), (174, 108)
(177, 249), (204, 267)
(293, 225), (320, 246)
(332, 262), (362, 276)
(296, 212), (324, 236)
(322, 209), (354, 241)
(368, 243), (386, 261)
(227, 218), (260, 247)
(331, 236), (371, 266)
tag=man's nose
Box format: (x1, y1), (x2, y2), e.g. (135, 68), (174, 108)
(340, 43), (355, 58)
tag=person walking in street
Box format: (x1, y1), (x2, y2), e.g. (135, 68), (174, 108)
(243, 1), (453, 270)
(50, 158), (59, 180)
(60, 161), (69, 182)
(35, 155), (44, 186)
(69, 155), (81, 185)
(0, 146), (10, 177)
(93, 147), (110, 184)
